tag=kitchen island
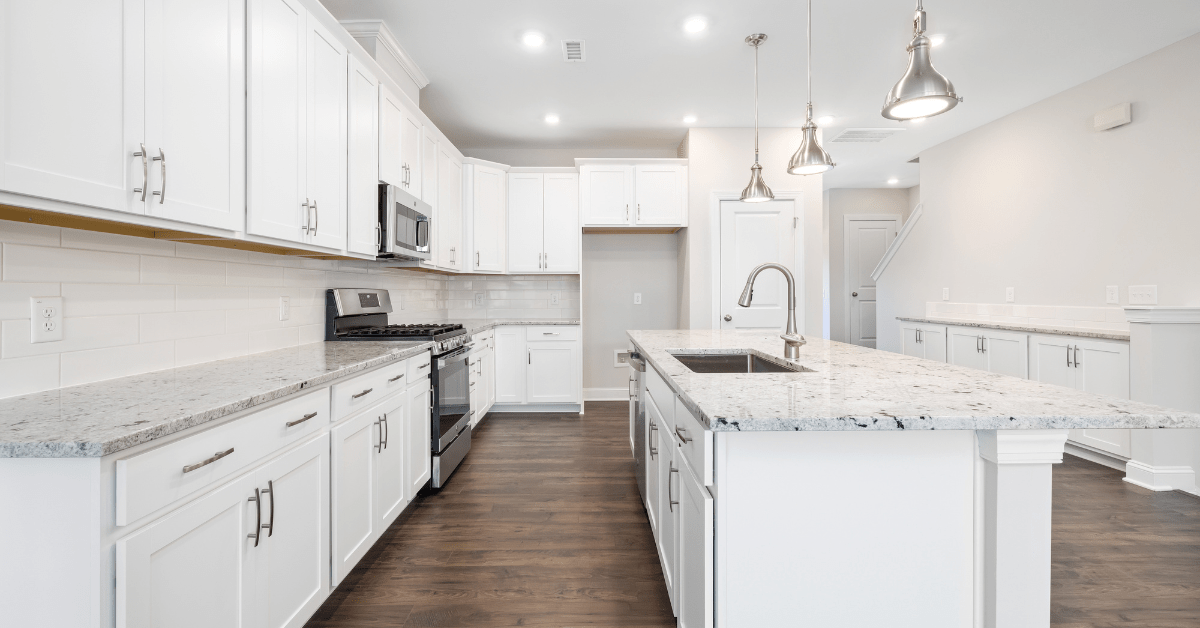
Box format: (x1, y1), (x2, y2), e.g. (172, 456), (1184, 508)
(627, 329), (1200, 628)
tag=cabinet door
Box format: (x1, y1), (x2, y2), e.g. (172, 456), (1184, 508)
(483, 347), (496, 414)
(921, 325), (947, 362)
(248, 0), (307, 243)
(983, 330), (1028, 378)
(677, 460), (714, 628)
(305, 15), (347, 250)
(1030, 335), (1075, 389)
(1073, 339), (1131, 457)
(899, 325), (923, 359)
(634, 164), (685, 226)
(580, 165), (634, 226)
(378, 84), (404, 187)
(437, 147), (463, 270)
(472, 165), (506, 272)
(117, 472), (257, 628)
(399, 105), (421, 195)
(645, 392), (662, 535)
(346, 56), (379, 256)
(507, 173), (545, 273)
(1, 0), (143, 214)
(421, 128), (438, 205)
(405, 381), (432, 501)
(494, 326), (527, 403)
(527, 340), (579, 403)
(947, 327), (988, 371)
(374, 390), (408, 532)
(657, 434), (678, 610)
(254, 434), (329, 628)
(330, 410), (377, 585)
(543, 173), (580, 273)
(144, 0), (245, 230)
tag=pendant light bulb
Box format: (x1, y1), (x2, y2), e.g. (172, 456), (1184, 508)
(881, 0), (962, 121)
(741, 34), (774, 203)
(787, 0), (835, 176)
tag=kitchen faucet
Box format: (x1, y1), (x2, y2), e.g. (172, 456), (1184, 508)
(737, 263), (806, 359)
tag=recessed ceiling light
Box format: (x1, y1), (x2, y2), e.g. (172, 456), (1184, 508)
(522, 31), (546, 48)
(887, 178), (899, 185)
(817, 115), (834, 125)
(683, 16), (708, 34)
(929, 34), (946, 47)
(683, 115), (697, 124)
(544, 113), (560, 125)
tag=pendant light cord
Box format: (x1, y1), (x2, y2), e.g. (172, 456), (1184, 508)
(807, 0), (812, 110)
(753, 41), (760, 162)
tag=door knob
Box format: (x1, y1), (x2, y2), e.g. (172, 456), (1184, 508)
(723, 315), (732, 322)
(852, 292), (858, 297)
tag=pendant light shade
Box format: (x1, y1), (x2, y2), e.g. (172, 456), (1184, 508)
(741, 34), (774, 203)
(881, 0), (962, 120)
(787, 0), (835, 176)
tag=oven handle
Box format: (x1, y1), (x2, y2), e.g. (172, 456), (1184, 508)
(437, 342), (476, 366)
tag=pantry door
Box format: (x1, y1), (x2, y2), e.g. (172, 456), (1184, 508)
(845, 216), (899, 348)
(719, 199), (797, 331)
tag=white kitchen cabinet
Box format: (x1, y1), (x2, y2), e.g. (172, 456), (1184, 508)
(377, 84), (404, 188)
(468, 333), (495, 425)
(436, 145), (463, 270)
(303, 16), (347, 251)
(421, 128), (439, 206)
(483, 343), (496, 413)
(657, 426), (679, 611)
(494, 326), (527, 404)
(507, 171), (580, 274)
(947, 326), (1027, 378)
(579, 160), (688, 228)
(346, 55), (379, 256)
(405, 377), (432, 502)
(1031, 335), (1131, 457)
(399, 104), (422, 196)
(633, 164), (687, 226)
(527, 340), (581, 403)
(580, 164), (634, 226)
(645, 390), (663, 534)
(467, 162), (507, 272)
(677, 454), (715, 628)
(899, 322), (947, 362)
(507, 173), (544, 273)
(329, 408), (377, 584)
(544, 173), (581, 272)
(374, 389), (408, 532)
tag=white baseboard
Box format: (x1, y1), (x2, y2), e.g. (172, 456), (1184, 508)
(1123, 460), (1198, 493)
(585, 387), (628, 401)
(1064, 442), (1128, 472)
(489, 403), (582, 414)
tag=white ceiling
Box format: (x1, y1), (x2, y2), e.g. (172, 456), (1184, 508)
(320, 0), (1200, 188)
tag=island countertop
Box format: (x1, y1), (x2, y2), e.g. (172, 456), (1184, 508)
(627, 329), (1200, 433)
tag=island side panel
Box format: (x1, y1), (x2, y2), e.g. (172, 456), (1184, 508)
(715, 430), (975, 628)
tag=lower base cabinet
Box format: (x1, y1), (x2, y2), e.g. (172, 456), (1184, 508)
(373, 391), (408, 538)
(1030, 334), (1132, 457)
(492, 325), (582, 407)
(657, 417), (678, 611)
(677, 455), (714, 628)
(405, 379), (432, 501)
(330, 408), (379, 585)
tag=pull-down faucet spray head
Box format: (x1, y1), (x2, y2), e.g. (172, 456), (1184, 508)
(737, 262), (805, 359)
(737, 284), (754, 308)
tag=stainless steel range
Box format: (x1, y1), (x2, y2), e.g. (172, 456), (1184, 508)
(325, 288), (474, 489)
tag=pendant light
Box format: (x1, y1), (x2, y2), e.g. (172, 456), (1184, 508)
(741, 34), (774, 203)
(881, 0), (962, 120)
(787, 0), (835, 176)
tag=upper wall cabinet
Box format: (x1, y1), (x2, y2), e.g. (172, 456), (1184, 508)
(578, 159), (688, 230)
(508, 171), (579, 274)
(464, 160), (507, 273)
(1, 0), (246, 231)
(346, 56), (379, 256)
(436, 146), (463, 271)
(378, 84), (421, 194)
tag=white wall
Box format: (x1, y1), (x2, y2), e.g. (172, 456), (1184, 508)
(826, 188), (911, 343)
(683, 128), (824, 335)
(582, 233), (680, 396)
(462, 147), (677, 168)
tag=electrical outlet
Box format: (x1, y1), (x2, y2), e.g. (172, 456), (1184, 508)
(1106, 286), (1119, 305)
(475, 293), (484, 306)
(30, 296), (63, 343)
(634, 293), (642, 305)
(1129, 285), (1158, 305)
(942, 288), (949, 301)
(1005, 287), (1015, 303)
(550, 292), (560, 305)
(279, 296), (290, 321)
(614, 349), (631, 367)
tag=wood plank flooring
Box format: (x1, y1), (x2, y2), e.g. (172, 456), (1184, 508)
(308, 403), (1200, 627)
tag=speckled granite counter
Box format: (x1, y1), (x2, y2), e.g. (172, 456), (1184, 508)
(628, 329), (1200, 433)
(897, 316), (1130, 341)
(445, 318), (579, 336)
(0, 341), (432, 458)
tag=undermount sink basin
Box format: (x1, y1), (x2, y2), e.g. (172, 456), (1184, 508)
(671, 353), (813, 374)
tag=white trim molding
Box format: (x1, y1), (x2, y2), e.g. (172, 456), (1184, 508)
(338, 20), (430, 89)
(1124, 460), (1198, 493)
(584, 388), (628, 401)
(977, 430), (1069, 465)
(870, 203), (922, 282)
(1123, 306), (1200, 324)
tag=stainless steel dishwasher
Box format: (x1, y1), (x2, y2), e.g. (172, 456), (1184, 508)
(628, 350), (647, 501)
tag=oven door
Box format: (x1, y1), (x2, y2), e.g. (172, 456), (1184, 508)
(433, 343), (474, 453)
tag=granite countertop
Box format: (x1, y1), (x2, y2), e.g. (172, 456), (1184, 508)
(0, 341), (432, 458)
(445, 318), (580, 336)
(897, 316), (1130, 341)
(628, 329), (1200, 433)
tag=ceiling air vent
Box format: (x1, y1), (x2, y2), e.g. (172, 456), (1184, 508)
(829, 128), (905, 143)
(908, 156), (920, 164)
(562, 40), (585, 62)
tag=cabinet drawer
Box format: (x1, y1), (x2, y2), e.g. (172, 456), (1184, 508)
(332, 360), (407, 422)
(115, 388), (330, 526)
(472, 329), (494, 344)
(645, 366), (675, 432)
(673, 398), (713, 487)
(407, 350), (431, 382)
(526, 325), (580, 341)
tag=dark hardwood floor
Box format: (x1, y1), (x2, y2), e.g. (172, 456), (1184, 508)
(308, 402), (1200, 627)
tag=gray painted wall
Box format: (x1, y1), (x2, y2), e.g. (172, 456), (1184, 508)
(826, 188), (911, 343)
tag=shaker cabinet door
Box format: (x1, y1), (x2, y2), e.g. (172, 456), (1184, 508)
(542, 173), (580, 273)
(677, 460), (714, 628)
(346, 56), (379, 256)
(507, 173), (545, 273)
(405, 380), (432, 501)
(527, 341), (579, 403)
(330, 410), (378, 585)
(374, 390), (409, 531)
(304, 15), (347, 250)
(494, 326), (527, 403)
(983, 330), (1028, 378)
(633, 164), (686, 226)
(580, 165), (633, 226)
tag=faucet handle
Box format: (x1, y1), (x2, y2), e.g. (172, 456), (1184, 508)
(780, 333), (806, 346)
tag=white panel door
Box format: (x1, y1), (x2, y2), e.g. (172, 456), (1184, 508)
(947, 328), (988, 371)
(405, 380), (432, 501)
(254, 434), (329, 628)
(677, 462), (714, 628)
(1073, 339), (1131, 457)
(117, 472), (257, 628)
(634, 164), (685, 226)
(399, 105), (421, 194)
(580, 165), (633, 226)
(144, 0), (245, 230)
(543, 173), (580, 273)
(983, 330), (1028, 378)
(719, 200), (795, 330)
(507, 173), (544, 273)
(657, 435), (678, 610)
(645, 393), (661, 534)
(472, 166), (506, 272)
(330, 410), (377, 585)
(378, 84), (403, 187)
(1, 0), (142, 214)
(346, 55), (379, 256)
(845, 218), (899, 347)
(527, 341), (579, 403)
(247, 0), (307, 243)
(437, 148), (463, 270)
(374, 390), (408, 530)
(305, 16), (346, 250)
(494, 326), (527, 403)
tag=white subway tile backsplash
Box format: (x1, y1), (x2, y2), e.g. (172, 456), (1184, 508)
(924, 301), (1130, 333)
(141, 255), (227, 286)
(175, 242), (249, 263)
(298, 323), (324, 344)
(0, 354), (59, 398)
(0, 283), (59, 319)
(1, 314), (139, 359)
(61, 228), (176, 256)
(0, 222), (60, 246)
(62, 283), (174, 316)
(177, 285), (248, 311)
(175, 333), (249, 367)
(139, 310), (226, 342)
(248, 327), (298, 354)
(60, 341), (175, 387)
(227, 263), (284, 287)
(4, 244), (140, 283)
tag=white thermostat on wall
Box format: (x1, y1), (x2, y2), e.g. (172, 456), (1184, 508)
(1093, 102), (1131, 131)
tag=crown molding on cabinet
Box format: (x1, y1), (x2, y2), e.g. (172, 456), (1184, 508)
(461, 157), (511, 171)
(338, 19), (430, 89)
(1124, 307), (1200, 324)
(573, 157), (688, 167)
(508, 167), (578, 174)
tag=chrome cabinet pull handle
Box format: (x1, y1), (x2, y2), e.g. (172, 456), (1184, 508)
(476, 251), (481, 267)
(649, 420), (658, 457)
(183, 447), (234, 473)
(1067, 344), (1072, 367)
(388, 373), (405, 382)
(133, 144), (148, 201)
(375, 224), (381, 248)
(375, 417), (384, 453)
(351, 388), (373, 399)
(625, 203), (629, 221)
(675, 426), (693, 443)
(263, 480), (274, 537)
(637, 203), (641, 221)
(542, 332), (559, 336)
(247, 488), (262, 546)
(152, 148), (166, 204)
(417, 363), (430, 370)
(668, 465), (679, 511)
(285, 412), (318, 428)
(981, 337), (987, 354)
(382, 413), (389, 449)
(301, 199), (310, 234)
(1074, 345), (1080, 368)
(310, 199), (318, 234)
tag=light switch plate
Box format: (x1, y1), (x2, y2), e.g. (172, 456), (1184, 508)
(614, 349), (631, 367)
(942, 288), (949, 301)
(1005, 287), (1015, 303)
(1106, 286), (1119, 304)
(634, 293), (642, 305)
(1129, 285), (1158, 305)
(279, 296), (290, 321)
(30, 296), (63, 343)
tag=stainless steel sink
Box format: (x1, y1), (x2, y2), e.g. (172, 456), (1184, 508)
(671, 353), (813, 374)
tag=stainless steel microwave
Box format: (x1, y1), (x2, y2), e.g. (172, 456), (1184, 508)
(378, 183), (431, 260)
